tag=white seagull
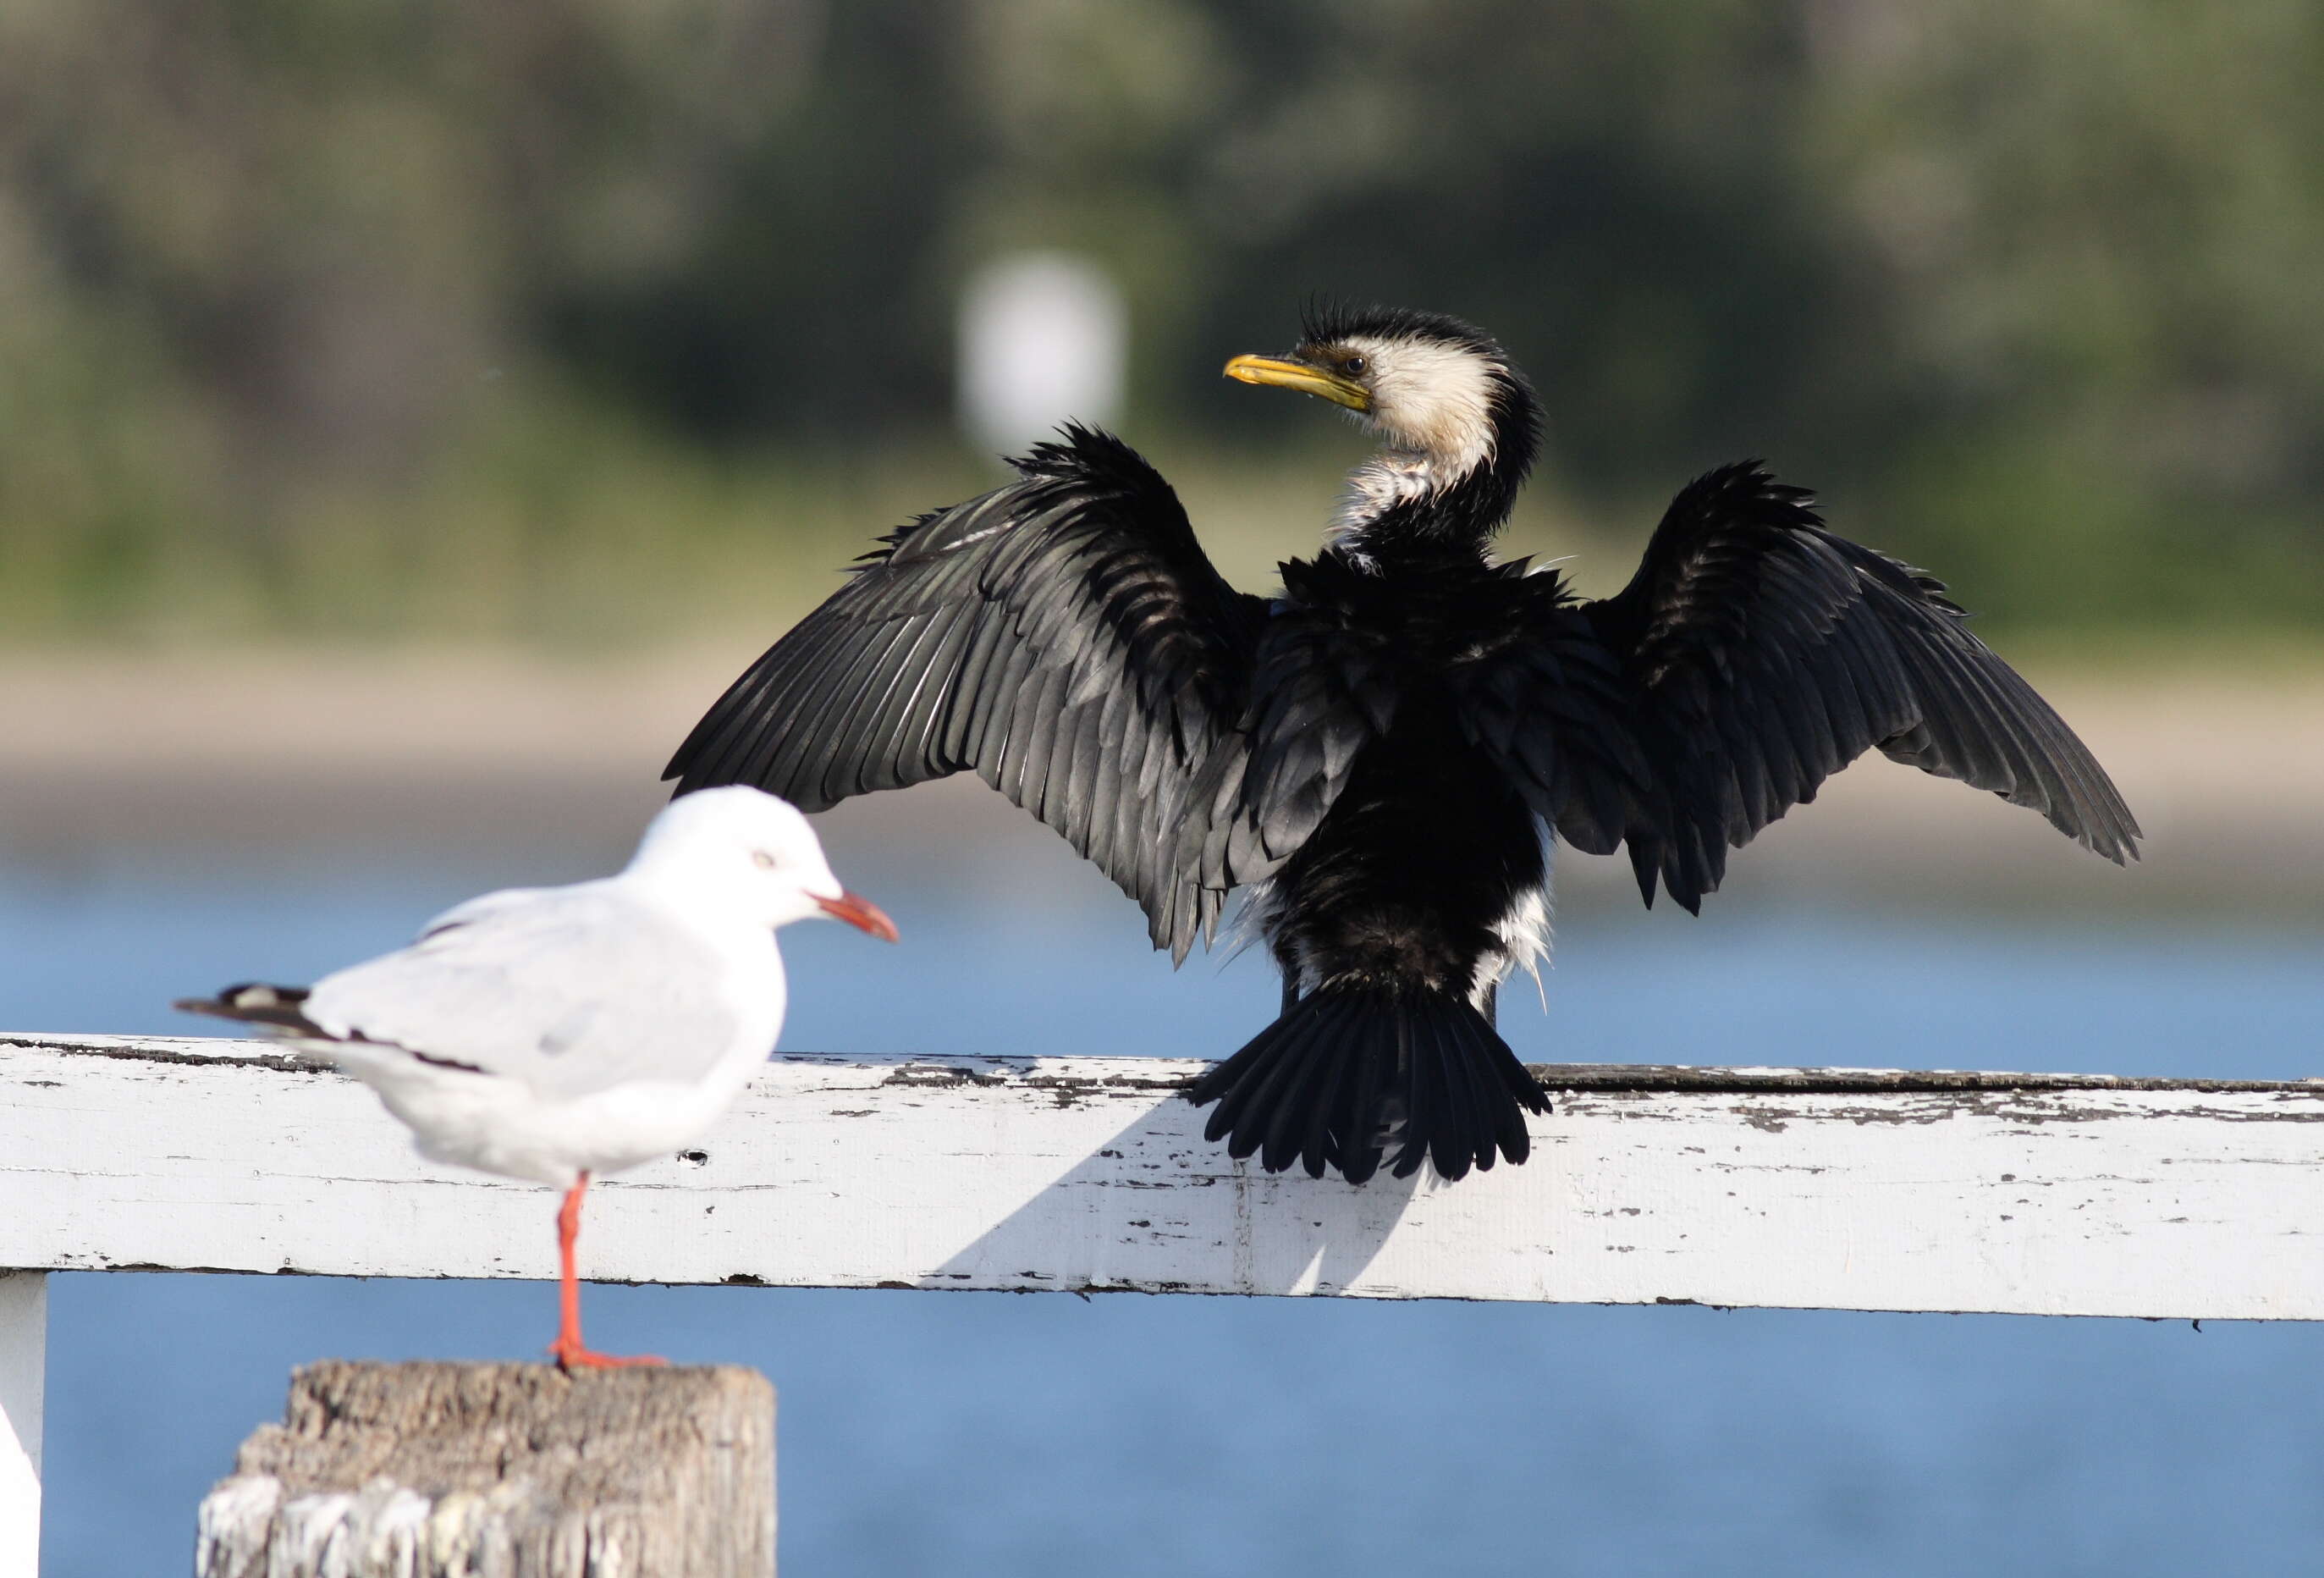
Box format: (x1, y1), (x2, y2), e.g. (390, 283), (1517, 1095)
(178, 786), (896, 1369)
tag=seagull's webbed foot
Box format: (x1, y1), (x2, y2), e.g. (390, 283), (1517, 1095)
(548, 1336), (669, 1371)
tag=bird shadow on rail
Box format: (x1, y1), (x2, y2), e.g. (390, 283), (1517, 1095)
(914, 1084), (1426, 1298)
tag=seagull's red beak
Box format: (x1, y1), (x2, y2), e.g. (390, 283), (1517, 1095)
(815, 891), (899, 942)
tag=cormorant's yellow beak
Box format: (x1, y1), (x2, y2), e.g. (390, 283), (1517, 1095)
(1223, 354), (1370, 413)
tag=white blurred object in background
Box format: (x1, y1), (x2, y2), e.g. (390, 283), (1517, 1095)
(956, 253), (1126, 457)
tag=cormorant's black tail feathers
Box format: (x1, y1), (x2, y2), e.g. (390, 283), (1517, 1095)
(1186, 985), (1550, 1184)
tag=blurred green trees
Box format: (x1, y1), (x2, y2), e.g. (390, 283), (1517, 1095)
(1, 0), (2317, 643)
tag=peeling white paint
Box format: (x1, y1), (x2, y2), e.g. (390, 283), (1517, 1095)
(5, 1035), (2324, 1322)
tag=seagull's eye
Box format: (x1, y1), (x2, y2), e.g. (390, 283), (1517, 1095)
(752, 850), (777, 870)
(1342, 355), (1367, 375)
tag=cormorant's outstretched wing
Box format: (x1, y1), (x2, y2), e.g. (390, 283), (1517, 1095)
(666, 425), (1268, 958)
(1588, 461), (2140, 908)
(1475, 462), (2140, 912)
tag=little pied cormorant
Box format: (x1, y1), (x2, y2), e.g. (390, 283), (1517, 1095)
(667, 304), (2140, 1184)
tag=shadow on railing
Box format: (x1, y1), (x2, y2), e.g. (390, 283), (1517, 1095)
(917, 1086), (1428, 1297)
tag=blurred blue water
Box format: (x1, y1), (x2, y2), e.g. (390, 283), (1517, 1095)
(8, 853), (2323, 1576)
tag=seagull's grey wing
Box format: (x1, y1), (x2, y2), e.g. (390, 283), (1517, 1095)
(305, 890), (748, 1100)
(410, 885), (554, 941)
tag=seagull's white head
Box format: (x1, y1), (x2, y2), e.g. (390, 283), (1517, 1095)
(631, 786), (898, 940)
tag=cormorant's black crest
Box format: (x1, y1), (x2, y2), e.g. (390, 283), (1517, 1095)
(1298, 299), (1505, 358)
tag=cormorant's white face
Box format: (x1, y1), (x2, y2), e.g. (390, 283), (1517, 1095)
(1225, 330), (1509, 480)
(1323, 333), (1506, 478)
(1223, 309), (1537, 549)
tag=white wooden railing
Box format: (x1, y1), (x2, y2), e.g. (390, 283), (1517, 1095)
(9, 1030), (2324, 1573)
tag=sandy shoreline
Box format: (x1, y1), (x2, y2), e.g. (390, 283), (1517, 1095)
(3, 648), (2319, 913)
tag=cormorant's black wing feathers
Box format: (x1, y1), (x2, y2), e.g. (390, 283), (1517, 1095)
(1214, 555), (1405, 877)
(1446, 560), (1664, 859)
(1578, 461), (2140, 910)
(667, 425), (1269, 958)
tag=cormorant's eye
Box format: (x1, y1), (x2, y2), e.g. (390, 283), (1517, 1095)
(1342, 355), (1367, 375)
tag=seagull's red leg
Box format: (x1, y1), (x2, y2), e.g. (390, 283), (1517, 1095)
(547, 1172), (666, 1371)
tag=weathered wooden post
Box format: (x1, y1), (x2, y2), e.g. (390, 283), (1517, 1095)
(0, 1271), (42, 1578)
(194, 1361), (774, 1578)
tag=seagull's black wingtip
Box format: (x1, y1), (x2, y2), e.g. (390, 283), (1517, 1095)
(175, 982), (323, 1035)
